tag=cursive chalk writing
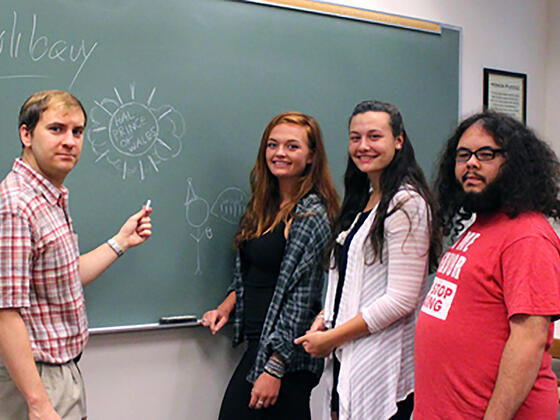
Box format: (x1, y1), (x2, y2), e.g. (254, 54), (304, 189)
(0, 11), (98, 88)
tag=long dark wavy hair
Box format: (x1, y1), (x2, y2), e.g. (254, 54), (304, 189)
(234, 111), (340, 248)
(330, 100), (441, 273)
(435, 110), (560, 239)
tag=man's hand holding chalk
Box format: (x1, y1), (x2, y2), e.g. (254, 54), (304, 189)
(109, 200), (153, 257)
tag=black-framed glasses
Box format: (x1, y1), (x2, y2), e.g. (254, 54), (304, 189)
(455, 146), (504, 162)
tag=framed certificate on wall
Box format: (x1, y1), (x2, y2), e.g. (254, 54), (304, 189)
(483, 68), (527, 124)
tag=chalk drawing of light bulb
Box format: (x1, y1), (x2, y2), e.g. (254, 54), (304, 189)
(185, 178), (213, 275)
(87, 83), (185, 180)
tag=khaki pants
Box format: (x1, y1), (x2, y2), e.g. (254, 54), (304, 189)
(0, 360), (87, 420)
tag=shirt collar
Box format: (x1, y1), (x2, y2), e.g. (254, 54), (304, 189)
(12, 158), (68, 205)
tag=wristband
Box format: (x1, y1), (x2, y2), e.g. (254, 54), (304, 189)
(264, 365), (282, 379)
(107, 238), (124, 257)
(264, 354), (285, 378)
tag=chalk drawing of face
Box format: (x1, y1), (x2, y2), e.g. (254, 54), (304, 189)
(210, 187), (247, 225)
(185, 178), (209, 229)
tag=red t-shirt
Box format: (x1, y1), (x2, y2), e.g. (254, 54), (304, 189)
(415, 211), (560, 419)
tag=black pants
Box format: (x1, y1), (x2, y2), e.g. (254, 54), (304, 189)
(218, 344), (318, 420)
(390, 392), (414, 420)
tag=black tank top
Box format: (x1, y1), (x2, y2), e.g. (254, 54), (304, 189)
(240, 221), (286, 342)
(333, 210), (371, 326)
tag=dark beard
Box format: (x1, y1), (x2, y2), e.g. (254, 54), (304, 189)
(460, 178), (503, 214)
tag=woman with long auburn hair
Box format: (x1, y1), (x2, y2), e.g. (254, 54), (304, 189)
(202, 111), (339, 419)
(296, 101), (441, 420)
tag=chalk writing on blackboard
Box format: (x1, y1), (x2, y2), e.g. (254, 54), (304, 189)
(0, 11), (98, 88)
(184, 179), (248, 275)
(87, 83), (185, 180)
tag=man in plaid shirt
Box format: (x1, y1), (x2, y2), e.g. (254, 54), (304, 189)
(0, 90), (153, 420)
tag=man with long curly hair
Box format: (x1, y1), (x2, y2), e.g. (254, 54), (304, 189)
(414, 111), (560, 419)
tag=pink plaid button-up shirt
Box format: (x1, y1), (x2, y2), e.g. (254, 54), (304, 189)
(0, 159), (88, 364)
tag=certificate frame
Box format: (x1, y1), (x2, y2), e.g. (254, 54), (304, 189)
(483, 68), (527, 124)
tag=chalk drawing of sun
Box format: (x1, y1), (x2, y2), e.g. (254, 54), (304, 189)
(87, 83), (185, 180)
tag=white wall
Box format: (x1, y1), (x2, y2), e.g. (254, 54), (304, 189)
(545, 0), (560, 339)
(545, 0), (560, 153)
(81, 1), (554, 419)
(82, 327), (243, 419)
(333, 0), (549, 129)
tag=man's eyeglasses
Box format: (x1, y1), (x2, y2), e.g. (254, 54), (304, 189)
(455, 147), (504, 162)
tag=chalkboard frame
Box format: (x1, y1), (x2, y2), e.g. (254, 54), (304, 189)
(0, 0), (461, 333)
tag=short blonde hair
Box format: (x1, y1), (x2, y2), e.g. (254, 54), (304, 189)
(19, 90), (87, 134)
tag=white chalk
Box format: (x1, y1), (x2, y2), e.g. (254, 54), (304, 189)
(145, 199), (151, 210)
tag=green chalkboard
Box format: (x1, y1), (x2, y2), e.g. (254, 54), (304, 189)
(0, 0), (459, 329)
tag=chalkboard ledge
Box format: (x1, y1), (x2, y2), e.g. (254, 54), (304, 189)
(89, 320), (202, 335)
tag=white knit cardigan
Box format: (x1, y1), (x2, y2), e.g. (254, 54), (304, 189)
(322, 188), (431, 420)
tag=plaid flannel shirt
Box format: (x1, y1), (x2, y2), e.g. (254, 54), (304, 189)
(228, 193), (331, 383)
(0, 159), (87, 364)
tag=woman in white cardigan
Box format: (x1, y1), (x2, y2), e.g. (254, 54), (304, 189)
(295, 100), (440, 420)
